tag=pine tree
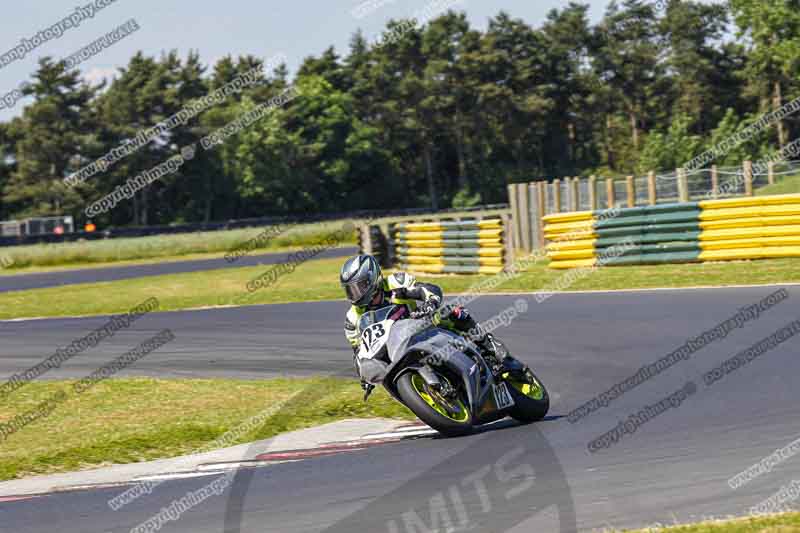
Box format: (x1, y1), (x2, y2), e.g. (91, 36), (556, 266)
(730, 0), (800, 147)
(3, 59), (97, 218)
(592, 0), (664, 166)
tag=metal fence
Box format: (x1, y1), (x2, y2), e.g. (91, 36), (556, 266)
(0, 204), (510, 248)
(508, 160), (800, 252)
(0, 216), (75, 237)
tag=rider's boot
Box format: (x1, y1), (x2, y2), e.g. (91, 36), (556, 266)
(448, 306), (513, 375)
(474, 333), (510, 375)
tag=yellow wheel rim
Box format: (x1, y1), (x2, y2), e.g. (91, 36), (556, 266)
(503, 372), (545, 400)
(410, 373), (469, 422)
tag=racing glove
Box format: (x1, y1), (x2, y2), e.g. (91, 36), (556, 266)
(411, 297), (440, 319)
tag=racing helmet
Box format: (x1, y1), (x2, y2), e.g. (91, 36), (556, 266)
(340, 254), (383, 306)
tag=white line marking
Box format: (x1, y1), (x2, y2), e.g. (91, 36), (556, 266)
(471, 281), (800, 297)
(196, 460), (296, 471)
(389, 425), (431, 433)
(132, 471), (223, 482)
(361, 428), (438, 440)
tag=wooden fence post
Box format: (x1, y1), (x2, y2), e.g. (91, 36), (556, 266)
(677, 168), (689, 203)
(553, 179), (561, 213)
(605, 178), (615, 209)
(711, 165), (719, 198)
(518, 183), (531, 252)
(569, 178), (579, 212)
(359, 224), (373, 255)
(539, 181), (553, 215)
(768, 162), (775, 185)
(500, 213), (515, 270)
(563, 177), (573, 212)
(507, 183), (521, 250)
(626, 175), (635, 207)
(537, 182), (546, 245)
(647, 171), (657, 205)
(379, 222), (393, 266)
(744, 160), (753, 196)
(529, 183), (543, 250)
(588, 176), (597, 210)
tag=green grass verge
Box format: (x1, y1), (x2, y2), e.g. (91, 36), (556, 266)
(0, 377), (414, 481)
(625, 512), (800, 532)
(0, 219), (358, 273)
(756, 174), (800, 196)
(1, 256), (799, 320)
(0, 245), (342, 277)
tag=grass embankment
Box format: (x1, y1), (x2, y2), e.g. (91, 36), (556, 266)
(625, 513), (800, 532)
(0, 219), (358, 273)
(0, 377), (414, 480)
(1, 256), (799, 320)
(756, 174), (800, 196)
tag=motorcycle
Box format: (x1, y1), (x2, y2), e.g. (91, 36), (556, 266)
(357, 303), (549, 436)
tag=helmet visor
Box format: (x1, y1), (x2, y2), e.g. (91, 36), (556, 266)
(344, 278), (374, 305)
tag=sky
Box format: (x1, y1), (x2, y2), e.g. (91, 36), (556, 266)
(0, 0), (623, 121)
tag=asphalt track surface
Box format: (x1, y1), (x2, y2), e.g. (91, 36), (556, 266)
(0, 246), (356, 293)
(2, 286), (800, 532)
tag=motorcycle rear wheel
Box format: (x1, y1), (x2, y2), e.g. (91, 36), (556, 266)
(397, 371), (473, 437)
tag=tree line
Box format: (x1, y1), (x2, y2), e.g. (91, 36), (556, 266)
(0, 0), (797, 227)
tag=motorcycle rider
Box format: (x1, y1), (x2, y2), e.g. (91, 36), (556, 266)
(340, 254), (506, 392)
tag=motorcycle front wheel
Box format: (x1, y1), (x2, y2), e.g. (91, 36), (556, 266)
(396, 371), (473, 437)
(502, 367), (549, 423)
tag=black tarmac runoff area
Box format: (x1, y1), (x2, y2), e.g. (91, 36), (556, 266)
(1, 285), (799, 532)
(0, 246), (356, 293)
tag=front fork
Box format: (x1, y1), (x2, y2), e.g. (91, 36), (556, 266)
(417, 365), (457, 399)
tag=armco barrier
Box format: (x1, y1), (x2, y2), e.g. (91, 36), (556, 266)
(543, 193), (800, 268)
(392, 217), (512, 274)
(0, 204), (509, 248)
